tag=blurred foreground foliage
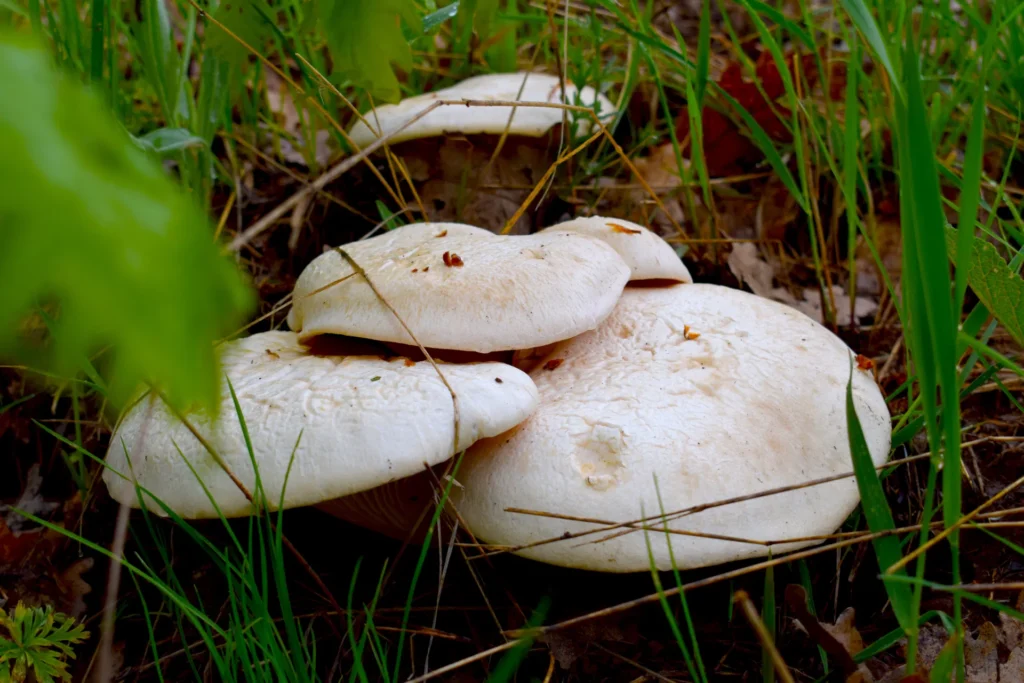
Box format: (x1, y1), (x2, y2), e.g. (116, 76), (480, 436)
(0, 30), (255, 413)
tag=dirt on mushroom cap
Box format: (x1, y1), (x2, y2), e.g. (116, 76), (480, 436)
(287, 222), (632, 353)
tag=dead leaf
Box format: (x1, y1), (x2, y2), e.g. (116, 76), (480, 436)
(727, 243), (878, 325)
(1001, 646), (1024, 683)
(1, 464), (58, 534)
(964, 621), (998, 683)
(678, 49), (823, 178)
(886, 616), (1024, 683)
(756, 176), (801, 241)
(785, 585), (868, 681)
(630, 143), (687, 234)
(55, 558), (94, 618)
(264, 68), (332, 168)
(541, 618), (637, 670)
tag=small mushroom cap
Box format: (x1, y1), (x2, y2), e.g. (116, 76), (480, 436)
(541, 217), (691, 282)
(103, 331), (538, 518)
(287, 222), (631, 353)
(348, 72), (615, 148)
(453, 284), (891, 572)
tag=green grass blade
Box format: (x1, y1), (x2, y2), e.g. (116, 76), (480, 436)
(845, 366), (913, 629)
(929, 633), (958, 683)
(954, 96), (987, 313)
(761, 560), (775, 683)
(839, 0), (900, 96)
(485, 598), (550, 683)
(694, 0), (710, 104)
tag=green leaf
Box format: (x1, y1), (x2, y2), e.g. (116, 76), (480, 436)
(845, 366), (914, 629)
(319, 0), (421, 103)
(456, 0), (499, 45)
(946, 228), (1024, 346)
(131, 127), (208, 156)
(206, 0), (274, 67)
(0, 31), (255, 412)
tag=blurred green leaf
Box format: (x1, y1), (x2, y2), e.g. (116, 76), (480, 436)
(131, 127), (208, 156)
(206, 0), (274, 67)
(0, 31), (254, 413)
(946, 227), (1024, 346)
(423, 2), (458, 33)
(929, 632), (958, 683)
(455, 0), (499, 50)
(319, 0), (421, 103)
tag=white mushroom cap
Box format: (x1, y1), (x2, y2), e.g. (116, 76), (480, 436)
(103, 331), (538, 519)
(541, 216), (692, 282)
(348, 72), (616, 148)
(287, 222), (631, 353)
(452, 284), (891, 572)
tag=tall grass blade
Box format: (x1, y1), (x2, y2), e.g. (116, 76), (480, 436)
(845, 367), (913, 629)
(761, 561), (776, 683)
(896, 42), (964, 674)
(694, 0), (710, 104)
(953, 96), (986, 313)
(485, 597), (551, 683)
(839, 0), (900, 95)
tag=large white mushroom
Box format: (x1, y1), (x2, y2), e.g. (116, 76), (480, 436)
(287, 222), (631, 354)
(452, 284), (891, 572)
(103, 331), (538, 539)
(348, 72), (616, 234)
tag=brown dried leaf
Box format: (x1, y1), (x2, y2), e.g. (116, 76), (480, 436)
(785, 585), (867, 680)
(55, 557), (94, 618)
(727, 243), (878, 325)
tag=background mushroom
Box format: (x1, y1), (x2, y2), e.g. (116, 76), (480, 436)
(288, 222), (631, 354)
(452, 283), (891, 572)
(103, 331), (538, 541)
(348, 72), (616, 234)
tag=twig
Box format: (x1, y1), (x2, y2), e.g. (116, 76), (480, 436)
(734, 590), (795, 683)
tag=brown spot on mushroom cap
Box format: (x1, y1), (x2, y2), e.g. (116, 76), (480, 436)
(288, 222), (630, 353)
(543, 358), (564, 371)
(608, 222), (642, 235)
(856, 354), (875, 370)
(435, 229), (448, 238)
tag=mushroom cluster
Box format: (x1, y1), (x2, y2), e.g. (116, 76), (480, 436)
(103, 74), (891, 574)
